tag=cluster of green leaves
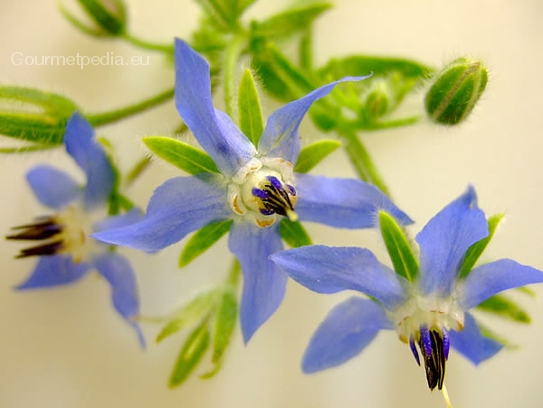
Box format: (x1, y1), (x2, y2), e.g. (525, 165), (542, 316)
(156, 262), (240, 387)
(379, 210), (532, 349)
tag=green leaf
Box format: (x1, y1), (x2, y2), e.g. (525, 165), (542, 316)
(280, 219), (312, 248)
(379, 211), (418, 282)
(156, 291), (220, 343)
(238, 69), (264, 146)
(169, 321), (211, 388)
(459, 213), (505, 279)
(143, 136), (219, 175)
(252, 2), (332, 39)
(179, 220), (233, 268)
(193, 0), (255, 31)
(294, 140), (341, 173)
(0, 86), (78, 145)
(207, 291), (238, 371)
(478, 322), (517, 350)
(318, 55), (433, 80)
(476, 294), (531, 324)
(249, 41), (316, 103)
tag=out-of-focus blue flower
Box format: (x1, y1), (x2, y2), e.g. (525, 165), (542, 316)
(271, 186), (543, 390)
(6, 112), (144, 347)
(93, 39), (412, 343)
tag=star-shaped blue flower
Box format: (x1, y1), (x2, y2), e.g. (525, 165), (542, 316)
(271, 186), (543, 389)
(6, 112), (145, 347)
(93, 39), (412, 343)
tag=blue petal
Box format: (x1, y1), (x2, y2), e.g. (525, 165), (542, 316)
(16, 255), (91, 289)
(459, 259), (543, 310)
(302, 297), (393, 373)
(92, 175), (231, 252)
(27, 165), (80, 209)
(93, 208), (143, 233)
(294, 173), (413, 228)
(64, 112), (114, 209)
(270, 245), (407, 310)
(259, 75), (371, 163)
(416, 185), (488, 296)
(449, 313), (503, 365)
(92, 252), (145, 347)
(174, 39), (255, 176)
(228, 222), (286, 343)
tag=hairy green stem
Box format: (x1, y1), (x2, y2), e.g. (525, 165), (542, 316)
(339, 129), (391, 197)
(122, 33), (174, 53)
(86, 87), (175, 127)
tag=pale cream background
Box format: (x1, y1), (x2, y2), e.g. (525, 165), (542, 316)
(1, 1), (543, 407)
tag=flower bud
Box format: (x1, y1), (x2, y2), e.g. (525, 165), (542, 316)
(363, 80), (391, 120)
(425, 58), (488, 125)
(61, 0), (127, 37)
(0, 86), (79, 146)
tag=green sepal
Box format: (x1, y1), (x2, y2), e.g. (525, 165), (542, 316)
(143, 136), (219, 175)
(156, 291), (220, 343)
(169, 320), (211, 388)
(280, 219), (312, 248)
(379, 211), (418, 282)
(294, 140), (341, 173)
(238, 69), (264, 146)
(476, 294), (531, 324)
(179, 220), (233, 268)
(0, 86), (78, 145)
(459, 213), (505, 279)
(251, 2), (332, 39)
(318, 55), (433, 81)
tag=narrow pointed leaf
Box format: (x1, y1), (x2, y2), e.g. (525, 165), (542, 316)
(379, 210), (418, 282)
(459, 213), (504, 279)
(319, 55), (433, 80)
(143, 136), (219, 175)
(211, 290), (238, 364)
(179, 220), (233, 267)
(475, 294), (531, 324)
(294, 140), (341, 173)
(156, 291), (219, 343)
(238, 69), (264, 146)
(252, 3), (332, 38)
(169, 321), (211, 388)
(280, 218), (312, 248)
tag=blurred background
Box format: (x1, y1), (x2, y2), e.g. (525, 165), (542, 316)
(1, 0), (543, 407)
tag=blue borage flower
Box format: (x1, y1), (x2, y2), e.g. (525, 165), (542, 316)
(93, 39), (412, 343)
(6, 112), (145, 347)
(271, 186), (543, 390)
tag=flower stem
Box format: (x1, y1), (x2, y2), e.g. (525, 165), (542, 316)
(338, 128), (391, 197)
(86, 87), (175, 127)
(125, 155), (152, 186)
(357, 115), (421, 131)
(223, 35), (245, 118)
(122, 32), (174, 53)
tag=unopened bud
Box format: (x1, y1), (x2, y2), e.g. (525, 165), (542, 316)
(61, 0), (127, 37)
(425, 58), (488, 125)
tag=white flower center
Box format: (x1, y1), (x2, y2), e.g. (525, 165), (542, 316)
(226, 157), (298, 228)
(391, 292), (464, 344)
(55, 205), (96, 262)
